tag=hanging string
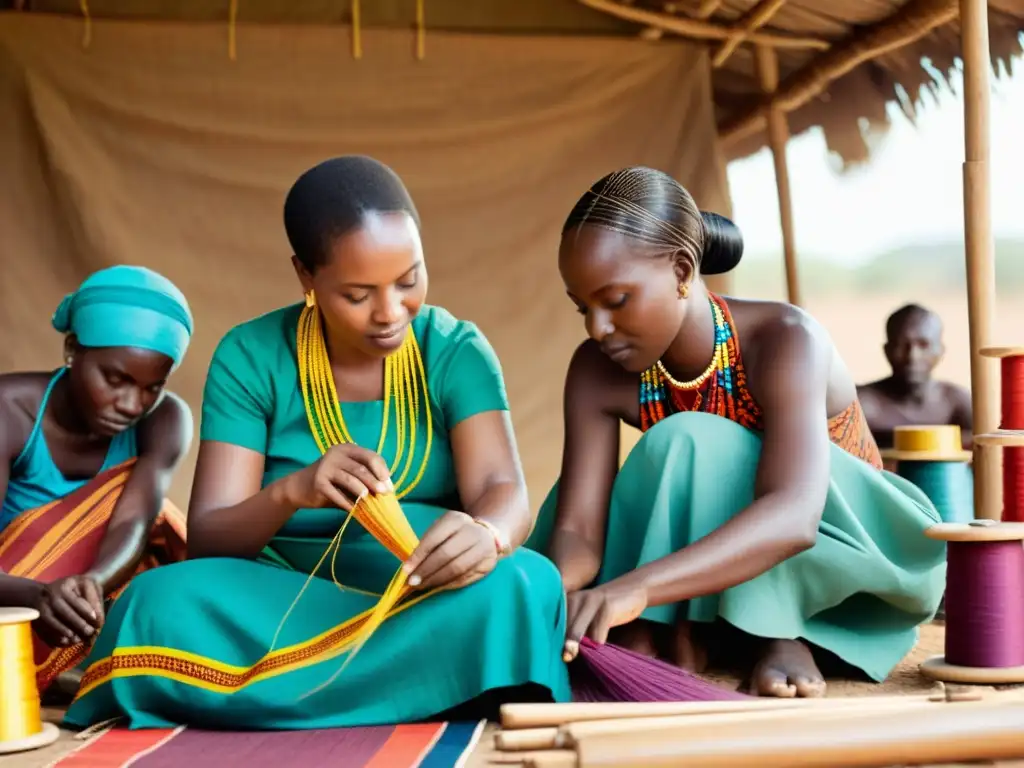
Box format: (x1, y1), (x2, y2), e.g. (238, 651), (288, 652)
(0, 609), (59, 753)
(897, 461), (974, 524)
(351, 0), (362, 60)
(999, 355), (1024, 522)
(228, 0), (238, 62)
(415, 0), (426, 60)
(944, 537), (1024, 669)
(78, 0), (91, 49)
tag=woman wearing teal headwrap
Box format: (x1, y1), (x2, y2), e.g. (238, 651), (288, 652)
(0, 265), (194, 696)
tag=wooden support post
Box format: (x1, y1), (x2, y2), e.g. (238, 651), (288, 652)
(960, 0), (1000, 519)
(754, 44), (801, 307)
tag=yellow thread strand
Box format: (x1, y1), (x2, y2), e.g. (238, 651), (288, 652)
(228, 0), (238, 61)
(79, 0), (91, 48)
(302, 563), (408, 698)
(268, 505), (357, 654)
(415, 0), (425, 60)
(0, 615), (44, 743)
(351, 0), (362, 60)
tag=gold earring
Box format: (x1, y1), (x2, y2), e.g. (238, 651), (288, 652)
(678, 283), (689, 299)
(304, 290), (316, 308)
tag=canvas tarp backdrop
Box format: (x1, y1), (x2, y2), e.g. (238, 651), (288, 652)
(0, 13), (731, 510)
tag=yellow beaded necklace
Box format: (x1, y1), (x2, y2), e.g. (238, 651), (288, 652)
(295, 296), (432, 498)
(279, 293), (438, 695)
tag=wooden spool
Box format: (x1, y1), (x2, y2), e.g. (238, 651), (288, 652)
(880, 424), (972, 463)
(975, 347), (1024, 449)
(0, 607), (61, 755)
(919, 521), (1024, 684)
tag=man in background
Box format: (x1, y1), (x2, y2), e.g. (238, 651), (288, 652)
(858, 304), (973, 450)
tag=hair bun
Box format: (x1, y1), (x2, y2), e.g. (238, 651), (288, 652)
(700, 211), (744, 275)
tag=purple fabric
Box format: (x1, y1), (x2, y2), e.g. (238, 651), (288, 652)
(132, 725), (395, 768)
(571, 638), (752, 702)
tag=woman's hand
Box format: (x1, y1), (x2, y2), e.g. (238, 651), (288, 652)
(286, 444), (393, 510)
(403, 511), (499, 592)
(32, 575), (104, 648)
(562, 581), (648, 661)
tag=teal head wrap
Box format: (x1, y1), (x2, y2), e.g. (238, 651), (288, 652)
(52, 266), (194, 368)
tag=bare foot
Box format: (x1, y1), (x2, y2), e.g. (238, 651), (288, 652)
(669, 620), (708, 673)
(749, 639), (826, 698)
(609, 620), (658, 658)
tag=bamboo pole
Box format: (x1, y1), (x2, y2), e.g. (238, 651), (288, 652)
(960, 0), (1000, 520)
(558, 694), (972, 746)
(499, 689), (967, 729)
(574, 698), (1024, 767)
(712, 0), (789, 69)
(697, 0), (723, 17)
(576, 0), (828, 50)
(753, 44), (801, 307)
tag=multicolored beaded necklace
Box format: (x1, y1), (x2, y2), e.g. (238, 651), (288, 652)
(639, 293), (760, 432)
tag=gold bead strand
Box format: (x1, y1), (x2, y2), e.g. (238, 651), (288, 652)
(312, 313), (356, 446)
(397, 327), (432, 499)
(391, 340), (420, 493)
(298, 307), (334, 453)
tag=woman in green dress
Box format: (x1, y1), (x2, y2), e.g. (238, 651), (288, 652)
(65, 156), (571, 730)
(526, 167), (945, 698)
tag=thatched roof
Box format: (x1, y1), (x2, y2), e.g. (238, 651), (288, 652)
(9, 0), (1024, 165)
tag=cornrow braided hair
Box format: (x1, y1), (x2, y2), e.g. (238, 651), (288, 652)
(563, 166), (743, 276)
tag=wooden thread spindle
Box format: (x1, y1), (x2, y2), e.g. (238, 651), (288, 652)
(919, 521), (1024, 684)
(0, 608), (61, 755)
(976, 347), (1024, 523)
(882, 426), (974, 524)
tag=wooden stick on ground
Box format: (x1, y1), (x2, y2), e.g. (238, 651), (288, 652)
(494, 727), (560, 752)
(489, 750), (576, 767)
(500, 688), (977, 729)
(558, 695), (965, 747)
(574, 698), (1024, 767)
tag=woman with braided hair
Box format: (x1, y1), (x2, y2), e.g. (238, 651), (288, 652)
(64, 156), (571, 730)
(527, 166), (946, 697)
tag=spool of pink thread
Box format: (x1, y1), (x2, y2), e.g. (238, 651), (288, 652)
(920, 520), (1024, 684)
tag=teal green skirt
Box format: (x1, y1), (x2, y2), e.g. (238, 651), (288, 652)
(526, 412), (946, 682)
(65, 503), (571, 730)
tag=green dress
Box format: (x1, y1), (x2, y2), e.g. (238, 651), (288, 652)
(64, 304), (571, 730)
(526, 296), (946, 683)
(527, 413), (946, 683)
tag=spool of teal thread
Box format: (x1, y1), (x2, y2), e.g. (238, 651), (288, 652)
(896, 460), (974, 524)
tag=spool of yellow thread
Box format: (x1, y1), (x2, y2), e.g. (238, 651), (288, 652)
(0, 608), (60, 755)
(881, 425), (973, 463)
